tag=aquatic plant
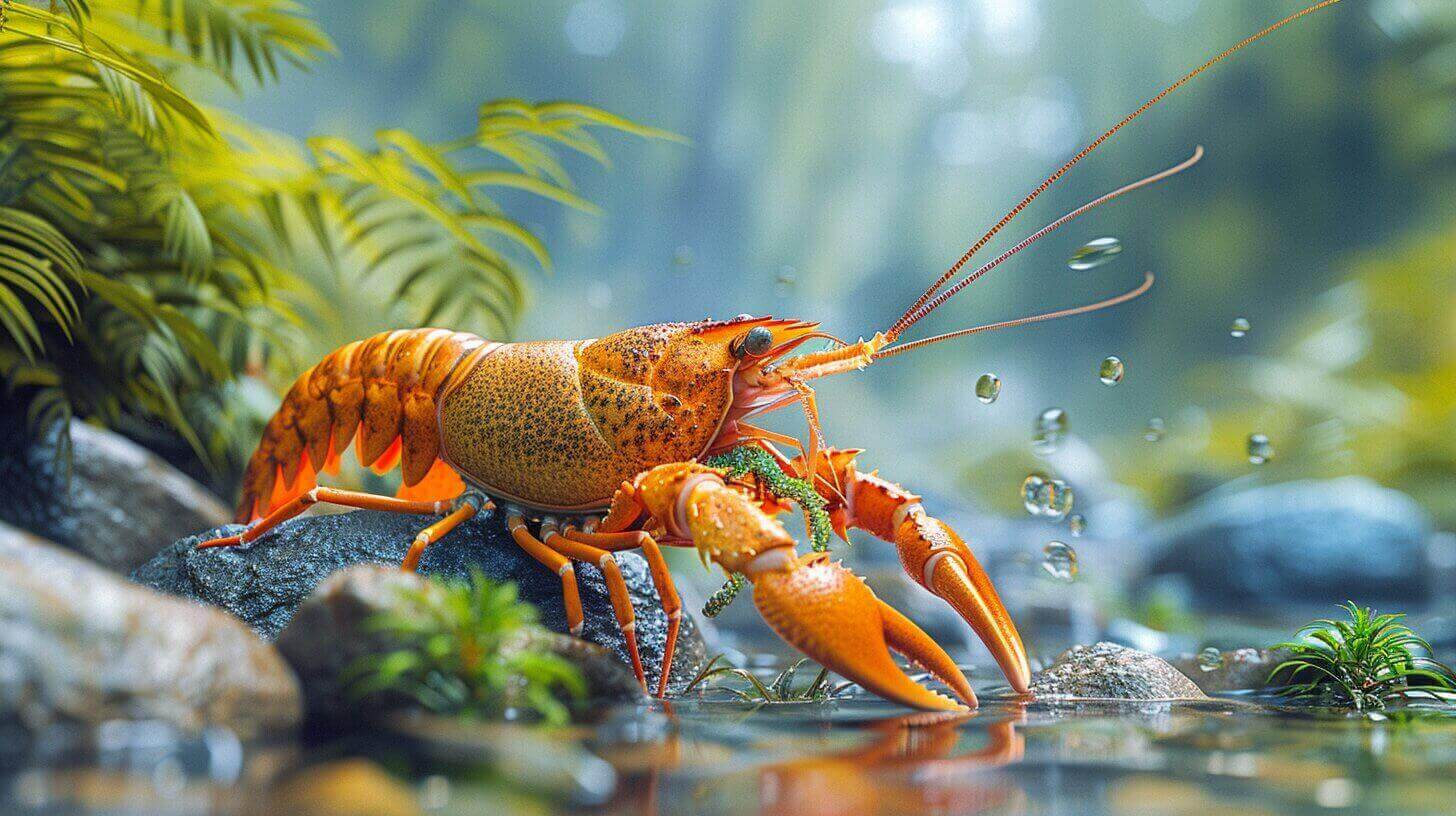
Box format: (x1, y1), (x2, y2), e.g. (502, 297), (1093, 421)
(346, 570), (586, 725)
(1269, 602), (1456, 711)
(0, 0), (671, 486)
(684, 655), (843, 703)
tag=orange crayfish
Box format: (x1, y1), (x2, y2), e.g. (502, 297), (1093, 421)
(201, 3), (1342, 709)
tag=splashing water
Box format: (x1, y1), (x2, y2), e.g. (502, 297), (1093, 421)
(1041, 541), (1078, 582)
(1067, 237), (1123, 270)
(975, 373), (1001, 404)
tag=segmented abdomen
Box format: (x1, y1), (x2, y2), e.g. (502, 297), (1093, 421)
(235, 329), (495, 521)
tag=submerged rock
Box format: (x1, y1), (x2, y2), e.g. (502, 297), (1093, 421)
(0, 417), (230, 573)
(1031, 642), (1208, 701)
(276, 565), (644, 723)
(134, 509), (707, 693)
(0, 523), (300, 737)
(1169, 647), (1291, 695)
(1140, 477), (1432, 611)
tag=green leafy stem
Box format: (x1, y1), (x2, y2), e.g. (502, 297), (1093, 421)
(698, 445), (833, 617)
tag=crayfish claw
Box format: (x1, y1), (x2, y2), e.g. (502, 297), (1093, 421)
(750, 554), (969, 711)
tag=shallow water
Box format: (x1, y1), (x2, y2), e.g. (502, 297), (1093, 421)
(7, 682), (1456, 816)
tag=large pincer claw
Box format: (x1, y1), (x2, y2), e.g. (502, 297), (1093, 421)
(894, 513), (1032, 694)
(750, 553), (978, 710)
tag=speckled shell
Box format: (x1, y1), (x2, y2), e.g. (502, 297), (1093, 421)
(439, 322), (739, 511)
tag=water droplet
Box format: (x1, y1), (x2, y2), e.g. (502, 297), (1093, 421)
(1021, 474), (1048, 516)
(1098, 355), (1125, 386)
(1247, 432), (1273, 464)
(1067, 237), (1122, 271)
(672, 245), (695, 267)
(1043, 479), (1074, 520)
(1144, 417), (1166, 442)
(1041, 541), (1078, 582)
(1068, 513), (1086, 536)
(975, 373), (1001, 404)
(1197, 647), (1225, 672)
(1022, 474), (1073, 519)
(1032, 407), (1068, 454)
(1230, 316), (1250, 338)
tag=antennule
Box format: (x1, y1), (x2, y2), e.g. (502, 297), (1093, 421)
(888, 0), (1343, 338)
(874, 272), (1155, 361)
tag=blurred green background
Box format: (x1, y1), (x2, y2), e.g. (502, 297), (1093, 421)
(229, 0), (1456, 521)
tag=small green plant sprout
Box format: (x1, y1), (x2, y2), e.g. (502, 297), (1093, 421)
(1269, 602), (1456, 711)
(683, 655), (844, 703)
(345, 569), (586, 725)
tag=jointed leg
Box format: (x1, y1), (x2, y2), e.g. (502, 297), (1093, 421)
(541, 525), (647, 693)
(402, 496), (489, 571)
(197, 487), (450, 550)
(563, 527), (682, 696)
(506, 513), (586, 636)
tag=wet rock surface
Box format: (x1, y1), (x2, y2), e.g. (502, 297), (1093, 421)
(0, 522), (301, 737)
(1169, 647), (1291, 695)
(1031, 642), (1208, 701)
(1140, 477), (1432, 611)
(276, 565), (644, 723)
(134, 509), (708, 693)
(0, 416), (230, 573)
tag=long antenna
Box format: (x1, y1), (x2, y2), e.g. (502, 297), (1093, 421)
(874, 272), (1155, 361)
(892, 146), (1201, 336)
(885, 0), (1343, 340)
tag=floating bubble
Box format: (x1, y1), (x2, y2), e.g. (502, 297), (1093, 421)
(1098, 355), (1125, 386)
(1144, 417), (1166, 442)
(975, 373), (1002, 404)
(1032, 407), (1068, 454)
(1067, 237), (1123, 271)
(1068, 513), (1086, 537)
(1041, 541), (1078, 582)
(1197, 647), (1225, 672)
(1230, 316), (1250, 338)
(1247, 433), (1273, 464)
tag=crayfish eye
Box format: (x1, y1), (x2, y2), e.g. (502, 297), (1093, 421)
(734, 326), (775, 358)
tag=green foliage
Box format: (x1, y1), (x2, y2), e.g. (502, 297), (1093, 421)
(346, 570), (586, 726)
(0, 0), (673, 488)
(698, 445), (833, 617)
(1269, 602), (1456, 711)
(684, 655), (841, 703)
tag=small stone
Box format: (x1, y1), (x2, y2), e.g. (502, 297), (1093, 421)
(1029, 642), (1208, 701)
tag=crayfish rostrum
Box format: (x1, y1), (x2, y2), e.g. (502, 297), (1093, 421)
(200, 2), (1342, 708)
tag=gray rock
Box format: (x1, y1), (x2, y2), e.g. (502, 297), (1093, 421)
(133, 509), (708, 693)
(1031, 642), (1208, 700)
(0, 418), (229, 573)
(0, 522), (301, 737)
(1169, 647), (1291, 694)
(1140, 478), (1432, 611)
(276, 565), (644, 722)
